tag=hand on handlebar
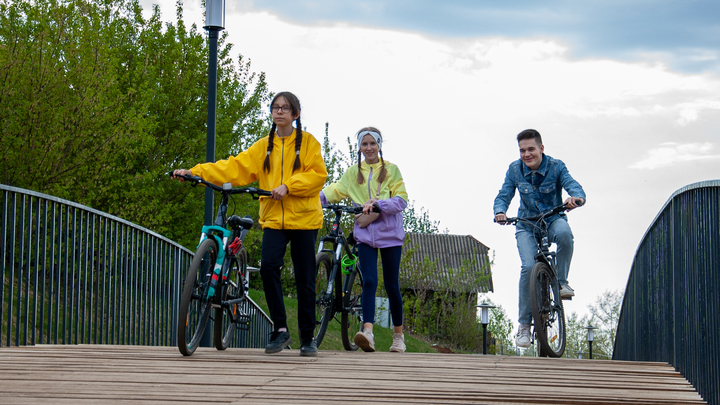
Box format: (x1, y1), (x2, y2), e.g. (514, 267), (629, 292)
(564, 197), (584, 211)
(362, 198), (380, 215)
(494, 213), (509, 225)
(271, 184), (288, 200)
(172, 169), (193, 182)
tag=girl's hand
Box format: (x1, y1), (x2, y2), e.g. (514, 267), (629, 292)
(172, 169), (192, 182)
(362, 198), (379, 215)
(271, 184), (289, 200)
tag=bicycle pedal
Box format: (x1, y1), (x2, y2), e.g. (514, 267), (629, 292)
(234, 314), (251, 330)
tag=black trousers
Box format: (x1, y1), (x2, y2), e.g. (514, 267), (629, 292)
(260, 228), (318, 340)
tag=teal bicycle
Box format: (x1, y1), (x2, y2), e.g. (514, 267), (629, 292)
(173, 173), (270, 356)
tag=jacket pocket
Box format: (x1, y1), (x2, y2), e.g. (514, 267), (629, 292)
(517, 183), (534, 195)
(539, 183), (557, 194)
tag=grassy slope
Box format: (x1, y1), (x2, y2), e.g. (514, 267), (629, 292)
(249, 289), (434, 353)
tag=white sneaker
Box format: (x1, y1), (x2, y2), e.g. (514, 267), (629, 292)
(560, 284), (575, 298)
(389, 333), (406, 353)
(354, 330), (375, 352)
(515, 324), (531, 348)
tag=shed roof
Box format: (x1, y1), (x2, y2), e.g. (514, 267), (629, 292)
(401, 233), (493, 294)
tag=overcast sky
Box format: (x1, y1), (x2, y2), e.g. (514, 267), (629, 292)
(140, 0), (720, 337)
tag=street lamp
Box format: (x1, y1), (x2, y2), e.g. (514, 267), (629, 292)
(201, 0), (225, 348)
(476, 302), (496, 355)
(585, 324), (598, 359)
(203, 0), (226, 227)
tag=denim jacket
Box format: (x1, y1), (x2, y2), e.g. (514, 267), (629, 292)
(493, 154), (585, 229)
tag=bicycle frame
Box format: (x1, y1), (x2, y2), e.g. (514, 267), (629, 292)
(316, 206), (357, 307)
(177, 175), (269, 302)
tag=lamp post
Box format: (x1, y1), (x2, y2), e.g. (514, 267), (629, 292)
(203, 0), (225, 227)
(476, 302), (496, 355)
(585, 324), (597, 359)
(200, 0), (225, 348)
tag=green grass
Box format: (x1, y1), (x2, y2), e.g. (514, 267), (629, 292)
(248, 289), (434, 353)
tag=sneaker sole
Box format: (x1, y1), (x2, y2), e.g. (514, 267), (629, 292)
(354, 334), (376, 352)
(264, 337), (292, 354)
(299, 350), (318, 357)
(389, 347), (406, 353)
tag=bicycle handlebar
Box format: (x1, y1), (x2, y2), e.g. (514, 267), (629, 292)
(322, 203), (381, 215)
(497, 201), (583, 226)
(170, 172), (271, 197)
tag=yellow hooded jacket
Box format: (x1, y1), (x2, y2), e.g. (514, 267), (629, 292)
(190, 129), (327, 230)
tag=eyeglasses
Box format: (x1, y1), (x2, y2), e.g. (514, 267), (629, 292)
(270, 105), (292, 113)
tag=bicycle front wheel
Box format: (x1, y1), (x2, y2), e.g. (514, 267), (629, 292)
(214, 249), (245, 351)
(341, 267), (364, 351)
(529, 262), (566, 357)
(314, 252), (334, 347)
(178, 238), (218, 356)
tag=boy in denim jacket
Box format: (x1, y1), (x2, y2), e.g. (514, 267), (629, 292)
(493, 129), (585, 348)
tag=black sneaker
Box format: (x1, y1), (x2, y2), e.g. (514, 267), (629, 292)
(265, 331), (291, 354)
(299, 338), (318, 357)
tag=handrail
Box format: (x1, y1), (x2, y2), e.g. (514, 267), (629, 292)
(614, 180), (720, 405)
(1, 184), (272, 348)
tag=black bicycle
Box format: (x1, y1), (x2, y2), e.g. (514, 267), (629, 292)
(314, 204), (379, 350)
(500, 203), (580, 357)
(173, 173), (270, 356)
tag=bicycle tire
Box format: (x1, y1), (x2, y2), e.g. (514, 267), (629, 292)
(177, 238), (218, 356)
(214, 249), (245, 350)
(314, 252), (334, 347)
(341, 267), (364, 351)
(529, 262), (566, 357)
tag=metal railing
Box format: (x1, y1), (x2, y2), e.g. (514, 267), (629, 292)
(614, 180), (719, 405)
(1, 184), (272, 348)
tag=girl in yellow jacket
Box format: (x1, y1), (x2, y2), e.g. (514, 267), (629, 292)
(174, 92), (327, 356)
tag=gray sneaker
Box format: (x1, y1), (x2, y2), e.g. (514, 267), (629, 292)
(389, 333), (406, 353)
(515, 324), (531, 348)
(560, 284), (575, 299)
(354, 330), (376, 352)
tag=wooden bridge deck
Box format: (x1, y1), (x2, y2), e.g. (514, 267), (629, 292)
(0, 345), (705, 404)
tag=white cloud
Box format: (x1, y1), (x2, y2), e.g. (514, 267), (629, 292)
(630, 142), (720, 169)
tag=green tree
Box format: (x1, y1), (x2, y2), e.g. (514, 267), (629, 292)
(587, 289), (622, 357)
(0, 0), (271, 250)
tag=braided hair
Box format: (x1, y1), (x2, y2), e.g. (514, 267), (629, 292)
(356, 126), (387, 185)
(263, 92), (303, 173)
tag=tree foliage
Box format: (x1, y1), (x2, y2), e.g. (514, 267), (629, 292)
(0, 0), (271, 250)
(399, 241), (492, 352)
(563, 289), (623, 359)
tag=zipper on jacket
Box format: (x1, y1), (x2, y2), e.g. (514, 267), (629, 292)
(368, 167), (376, 248)
(280, 137), (286, 229)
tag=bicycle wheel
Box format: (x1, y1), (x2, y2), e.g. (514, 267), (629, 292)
(214, 249), (246, 350)
(314, 252), (334, 347)
(178, 238), (218, 356)
(529, 262), (566, 357)
(341, 267), (364, 351)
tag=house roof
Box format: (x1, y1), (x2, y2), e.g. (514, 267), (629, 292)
(401, 233), (494, 294)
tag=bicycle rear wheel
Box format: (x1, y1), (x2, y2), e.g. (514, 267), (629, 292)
(314, 252), (334, 347)
(529, 262), (566, 357)
(214, 249), (246, 350)
(178, 238), (217, 356)
(341, 267), (364, 351)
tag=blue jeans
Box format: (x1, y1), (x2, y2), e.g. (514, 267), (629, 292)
(357, 243), (404, 327)
(515, 218), (573, 324)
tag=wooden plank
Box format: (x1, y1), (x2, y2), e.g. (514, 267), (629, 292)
(0, 345), (705, 405)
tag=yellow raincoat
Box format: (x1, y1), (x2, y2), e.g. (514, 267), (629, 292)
(190, 129), (327, 230)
